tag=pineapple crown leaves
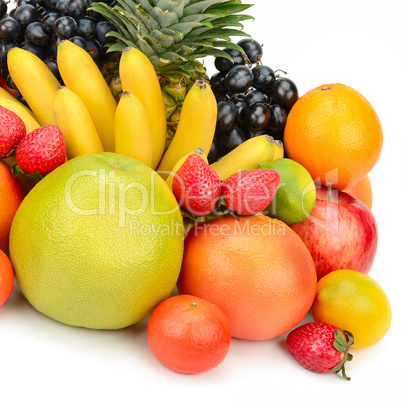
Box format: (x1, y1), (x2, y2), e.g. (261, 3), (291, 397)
(89, 0), (254, 77)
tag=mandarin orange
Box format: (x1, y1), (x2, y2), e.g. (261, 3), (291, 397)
(147, 294), (231, 374)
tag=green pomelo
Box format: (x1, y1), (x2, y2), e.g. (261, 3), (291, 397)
(9, 152), (184, 329)
(259, 158), (316, 225)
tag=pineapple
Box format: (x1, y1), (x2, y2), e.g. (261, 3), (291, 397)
(89, 0), (253, 145)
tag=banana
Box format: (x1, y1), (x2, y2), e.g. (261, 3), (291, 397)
(272, 139), (285, 160)
(114, 91), (153, 167)
(157, 80), (217, 178)
(0, 87), (37, 120)
(165, 147), (207, 190)
(54, 86), (104, 159)
(119, 47), (166, 169)
(57, 40), (116, 152)
(211, 135), (276, 180)
(7, 47), (61, 126)
(0, 97), (40, 133)
(0, 87), (18, 102)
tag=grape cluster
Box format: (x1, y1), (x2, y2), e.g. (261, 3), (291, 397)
(208, 38), (298, 164)
(0, 0), (116, 104)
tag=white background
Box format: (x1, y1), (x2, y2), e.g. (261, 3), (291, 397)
(1, 1), (401, 401)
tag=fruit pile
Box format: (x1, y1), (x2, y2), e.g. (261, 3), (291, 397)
(0, 0), (392, 382)
(208, 38), (298, 163)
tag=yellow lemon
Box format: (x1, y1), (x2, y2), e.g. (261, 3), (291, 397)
(311, 270), (391, 348)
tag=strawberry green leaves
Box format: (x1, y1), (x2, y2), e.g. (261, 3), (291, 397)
(329, 329), (354, 380)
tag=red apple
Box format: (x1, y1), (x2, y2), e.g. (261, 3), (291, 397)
(290, 185), (378, 280)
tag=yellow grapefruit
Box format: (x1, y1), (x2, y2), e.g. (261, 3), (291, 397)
(177, 215), (317, 340)
(10, 152), (184, 329)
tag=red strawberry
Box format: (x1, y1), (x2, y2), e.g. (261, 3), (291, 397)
(15, 125), (66, 176)
(220, 169), (280, 215)
(0, 105), (26, 158)
(286, 322), (354, 380)
(172, 154), (221, 216)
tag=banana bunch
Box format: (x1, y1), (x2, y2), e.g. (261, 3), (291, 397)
(5, 44), (150, 163)
(56, 43), (163, 165)
(4, 44), (166, 167)
(5, 43), (283, 182)
(6, 44), (112, 159)
(5, 43), (176, 169)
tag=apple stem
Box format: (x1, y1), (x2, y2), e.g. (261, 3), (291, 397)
(326, 182), (332, 202)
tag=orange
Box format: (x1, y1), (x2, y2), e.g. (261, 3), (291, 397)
(177, 215), (317, 340)
(344, 175), (373, 209)
(0, 249), (14, 306)
(284, 83), (383, 190)
(147, 294), (231, 374)
(311, 270), (392, 348)
(0, 160), (24, 252)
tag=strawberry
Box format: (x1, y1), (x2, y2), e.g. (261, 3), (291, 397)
(172, 154), (221, 216)
(0, 105), (26, 158)
(15, 125), (66, 176)
(220, 169), (280, 216)
(286, 322), (354, 380)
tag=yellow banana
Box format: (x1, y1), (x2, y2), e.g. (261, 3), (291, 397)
(157, 80), (217, 178)
(272, 139), (285, 160)
(57, 40), (116, 152)
(0, 87), (37, 120)
(7, 47), (61, 126)
(211, 135), (276, 180)
(0, 97), (40, 133)
(54, 86), (104, 159)
(114, 91), (153, 167)
(165, 147), (207, 190)
(119, 47), (166, 169)
(0, 87), (18, 102)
